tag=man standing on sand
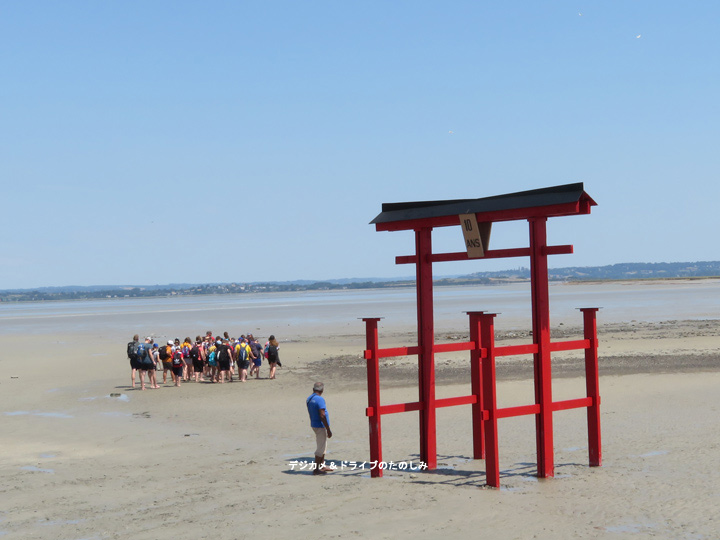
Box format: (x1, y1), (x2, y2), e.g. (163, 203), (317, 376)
(306, 382), (333, 475)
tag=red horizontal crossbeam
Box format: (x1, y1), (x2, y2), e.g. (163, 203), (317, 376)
(368, 395), (599, 419)
(365, 337), (589, 362)
(497, 404), (541, 419)
(395, 245), (573, 265)
(376, 201), (590, 232)
(434, 341), (478, 353)
(366, 395), (480, 417)
(552, 397), (597, 411)
(495, 343), (538, 356)
(366, 401), (422, 417)
(364, 346), (421, 360)
(549, 339), (591, 352)
(437, 395), (477, 408)
(364, 343), (479, 360)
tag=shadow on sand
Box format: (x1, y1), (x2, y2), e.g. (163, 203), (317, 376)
(281, 454), (585, 487)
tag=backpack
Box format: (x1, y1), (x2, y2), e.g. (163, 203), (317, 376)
(182, 344), (191, 358)
(263, 343), (269, 359)
(190, 344), (200, 361)
(239, 344), (248, 362)
(141, 347), (155, 366)
(127, 341), (136, 359)
(158, 346), (169, 361)
(135, 343), (147, 361)
(171, 350), (184, 367)
(207, 350), (217, 367)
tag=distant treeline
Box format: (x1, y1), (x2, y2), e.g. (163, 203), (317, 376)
(466, 261), (720, 281)
(0, 281), (421, 302)
(1, 261), (718, 303)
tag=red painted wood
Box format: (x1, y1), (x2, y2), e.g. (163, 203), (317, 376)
(371, 396), (596, 417)
(496, 403), (541, 419)
(372, 396), (479, 417)
(436, 395), (478, 408)
(480, 313), (500, 487)
(469, 312), (485, 459)
(365, 346), (421, 359)
(582, 308), (602, 467)
(494, 339), (588, 358)
(552, 397), (593, 412)
(530, 217), (555, 478)
(434, 341), (476, 353)
(365, 190), (600, 485)
(378, 401), (423, 415)
(366, 342), (476, 359)
(495, 343), (539, 356)
(363, 318), (383, 478)
(543, 245), (574, 256)
(549, 339), (591, 352)
(416, 228), (437, 470)
(395, 244), (574, 265)
(372, 397), (594, 419)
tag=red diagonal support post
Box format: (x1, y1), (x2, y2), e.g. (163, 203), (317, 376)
(529, 217), (554, 478)
(468, 311), (485, 459)
(479, 313), (500, 487)
(581, 308), (602, 467)
(363, 317), (383, 477)
(415, 227), (437, 470)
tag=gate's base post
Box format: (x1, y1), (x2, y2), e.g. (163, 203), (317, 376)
(468, 311), (485, 460)
(363, 317), (383, 478)
(480, 313), (500, 487)
(581, 308), (602, 467)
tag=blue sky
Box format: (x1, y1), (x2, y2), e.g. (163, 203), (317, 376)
(2, 1), (718, 289)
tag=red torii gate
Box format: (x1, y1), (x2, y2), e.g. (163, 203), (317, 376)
(363, 183), (601, 486)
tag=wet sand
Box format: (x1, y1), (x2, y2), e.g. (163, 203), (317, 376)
(1, 283), (719, 539)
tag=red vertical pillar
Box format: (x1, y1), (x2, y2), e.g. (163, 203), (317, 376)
(479, 313), (500, 487)
(415, 227), (436, 470)
(468, 311), (485, 459)
(581, 308), (602, 467)
(364, 317), (383, 477)
(529, 217), (554, 478)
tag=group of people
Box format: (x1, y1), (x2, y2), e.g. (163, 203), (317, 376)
(127, 331), (281, 390)
(127, 331), (335, 477)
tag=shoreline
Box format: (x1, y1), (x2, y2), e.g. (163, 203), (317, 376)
(3, 275), (720, 304)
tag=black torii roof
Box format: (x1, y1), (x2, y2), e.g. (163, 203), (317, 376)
(371, 182), (596, 231)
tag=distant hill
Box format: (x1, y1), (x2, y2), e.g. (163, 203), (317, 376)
(463, 261), (720, 281)
(1, 261), (718, 302)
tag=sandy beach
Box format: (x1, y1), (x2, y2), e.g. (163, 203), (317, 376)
(1, 281), (719, 539)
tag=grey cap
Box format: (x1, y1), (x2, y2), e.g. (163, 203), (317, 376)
(313, 382), (324, 393)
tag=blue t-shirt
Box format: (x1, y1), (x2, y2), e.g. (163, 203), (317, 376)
(307, 393), (329, 429)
